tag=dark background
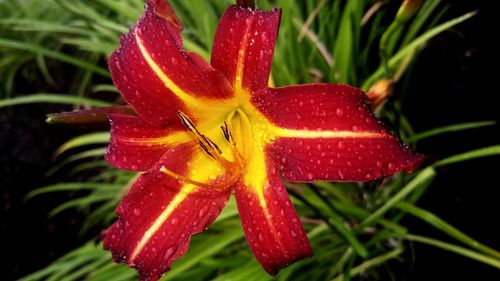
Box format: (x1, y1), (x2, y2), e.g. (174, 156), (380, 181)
(1, 0), (499, 280)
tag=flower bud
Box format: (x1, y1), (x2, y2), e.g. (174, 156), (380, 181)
(367, 79), (394, 108)
(396, 0), (423, 23)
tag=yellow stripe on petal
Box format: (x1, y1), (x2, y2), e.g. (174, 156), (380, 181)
(135, 29), (238, 113)
(273, 128), (387, 139)
(234, 21), (252, 93)
(129, 187), (192, 262)
(129, 151), (226, 263)
(128, 131), (228, 263)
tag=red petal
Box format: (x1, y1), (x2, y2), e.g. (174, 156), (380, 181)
(211, 6), (281, 92)
(105, 113), (183, 171)
(109, 0), (233, 126)
(235, 153), (312, 275)
(104, 144), (231, 281)
(254, 84), (424, 182)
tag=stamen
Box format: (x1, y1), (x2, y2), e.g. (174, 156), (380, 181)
(221, 121), (233, 143)
(160, 165), (241, 191)
(162, 111), (246, 191)
(160, 166), (211, 188)
(202, 135), (222, 154)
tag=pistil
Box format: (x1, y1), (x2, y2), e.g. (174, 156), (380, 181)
(160, 111), (244, 190)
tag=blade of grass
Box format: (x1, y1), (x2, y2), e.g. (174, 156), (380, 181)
(160, 224), (244, 280)
(0, 94), (112, 108)
(0, 38), (111, 77)
(357, 167), (436, 229)
(405, 234), (500, 269)
(396, 202), (500, 258)
(433, 145), (500, 167)
(331, 247), (404, 281)
(407, 121), (496, 142)
(26, 183), (122, 200)
(363, 11), (477, 90)
(54, 132), (110, 157)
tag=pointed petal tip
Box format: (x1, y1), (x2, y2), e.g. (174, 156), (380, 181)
(147, 0), (182, 32)
(402, 152), (425, 174)
(103, 145), (233, 281)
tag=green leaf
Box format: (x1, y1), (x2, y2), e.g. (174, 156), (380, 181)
(0, 94), (112, 108)
(0, 38), (111, 77)
(55, 132), (110, 157)
(363, 11), (477, 90)
(160, 224), (244, 280)
(26, 182), (122, 201)
(433, 145), (500, 167)
(357, 168), (436, 229)
(405, 234), (500, 269)
(407, 121), (496, 142)
(396, 202), (500, 259)
(331, 247), (404, 281)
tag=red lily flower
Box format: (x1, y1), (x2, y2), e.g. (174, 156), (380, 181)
(103, 1), (423, 280)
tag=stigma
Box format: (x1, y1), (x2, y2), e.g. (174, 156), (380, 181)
(160, 111), (245, 190)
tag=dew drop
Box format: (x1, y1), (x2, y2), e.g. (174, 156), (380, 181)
(261, 31), (268, 41)
(336, 108), (344, 117)
(338, 169), (345, 179)
(133, 208), (141, 216)
(291, 230), (297, 237)
(337, 141), (345, 149)
(281, 156), (288, 164)
(388, 162), (395, 170)
(164, 247), (175, 260)
(170, 218), (178, 225)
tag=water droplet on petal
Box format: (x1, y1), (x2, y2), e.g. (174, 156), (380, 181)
(388, 162), (395, 170)
(133, 208), (141, 216)
(164, 247), (175, 260)
(336, 108), (344, 117)
(337, 141), (345, 149)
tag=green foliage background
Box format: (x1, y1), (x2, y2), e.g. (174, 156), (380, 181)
(1, 0), (499, 280)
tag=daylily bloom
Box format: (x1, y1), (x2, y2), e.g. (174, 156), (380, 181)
(103, 1), (423, 280)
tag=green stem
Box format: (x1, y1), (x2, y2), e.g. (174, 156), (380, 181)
(379, 22), (400, 77)
(405, 234), (500, 269)
(289, 189), (369, 258)
(396, 202), (500, 259)
(357, 167), (436, 230)
(330, 247), (404, 281)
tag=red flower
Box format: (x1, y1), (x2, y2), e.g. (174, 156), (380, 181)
(103, 1), (423, 280)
